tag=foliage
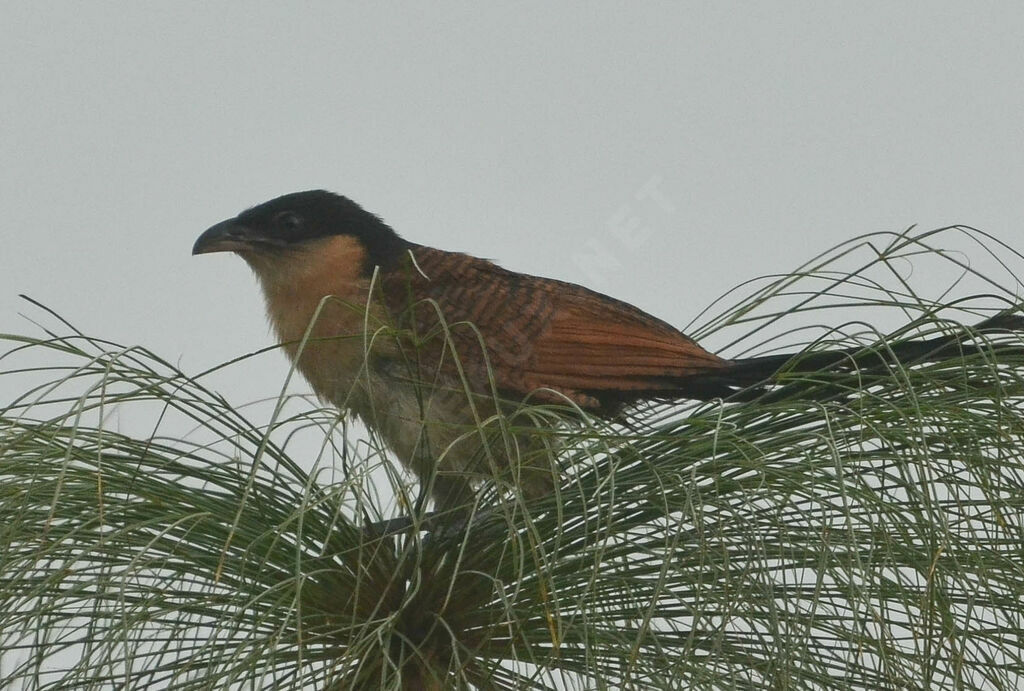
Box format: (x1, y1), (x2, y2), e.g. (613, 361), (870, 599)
(2, 228), (1024, 689)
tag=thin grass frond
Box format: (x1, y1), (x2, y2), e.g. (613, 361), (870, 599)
(2, 226), (1023, 689)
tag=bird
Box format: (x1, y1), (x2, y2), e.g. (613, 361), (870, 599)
(193, 190), (1021, 520)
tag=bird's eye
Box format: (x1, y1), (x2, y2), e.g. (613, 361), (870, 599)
(275, 212), (303, 231)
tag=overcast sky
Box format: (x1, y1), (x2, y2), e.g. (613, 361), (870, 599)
(3, 3), (1023, 408)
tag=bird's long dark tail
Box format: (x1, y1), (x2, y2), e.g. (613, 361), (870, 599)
(684, 312), (1024, 402)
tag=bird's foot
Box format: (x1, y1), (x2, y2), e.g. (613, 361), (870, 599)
(362, 507), (493, 544)
(362, 511), (442, 539)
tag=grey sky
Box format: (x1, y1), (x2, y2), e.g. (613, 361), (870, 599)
(3, 2), (1023, 409)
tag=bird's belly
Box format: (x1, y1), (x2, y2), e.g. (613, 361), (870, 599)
(292, 339), (557, 510)
(352, 367), (496, 476)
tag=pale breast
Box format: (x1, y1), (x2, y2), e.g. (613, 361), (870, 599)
(250, 235), (382, 407)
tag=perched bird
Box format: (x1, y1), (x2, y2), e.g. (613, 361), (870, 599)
(193, 190), (1019, 518)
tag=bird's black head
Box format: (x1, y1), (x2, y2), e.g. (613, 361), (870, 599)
(193, 190), (413, 269)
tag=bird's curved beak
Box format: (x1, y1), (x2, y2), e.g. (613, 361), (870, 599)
(192, 219), (257, 255)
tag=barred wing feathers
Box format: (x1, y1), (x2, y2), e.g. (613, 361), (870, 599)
(382, 247), (728, 411)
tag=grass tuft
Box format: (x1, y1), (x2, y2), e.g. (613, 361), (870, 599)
(2, 227), (1024, 689)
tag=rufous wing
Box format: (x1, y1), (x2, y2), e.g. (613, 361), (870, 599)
(381, 247), (727, 410)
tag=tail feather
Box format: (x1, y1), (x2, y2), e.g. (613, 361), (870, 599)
(687, 312), (1024, 401)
